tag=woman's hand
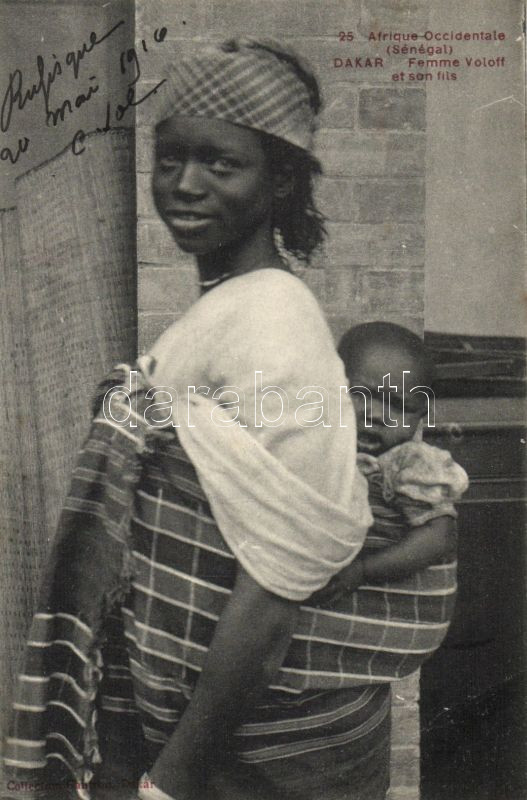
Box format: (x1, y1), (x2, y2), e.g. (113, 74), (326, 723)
(148, 761), (209, 800)
(310, 557), (365, 606)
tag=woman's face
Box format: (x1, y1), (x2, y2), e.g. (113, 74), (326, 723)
(153, 115), (275, 255)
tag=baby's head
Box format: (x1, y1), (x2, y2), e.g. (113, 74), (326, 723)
(338, 322), (434, 456)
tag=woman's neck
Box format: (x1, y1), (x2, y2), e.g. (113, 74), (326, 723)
(196, 230), (287, 285)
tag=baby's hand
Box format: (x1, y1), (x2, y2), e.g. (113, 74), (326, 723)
(310, 558), (365, 606)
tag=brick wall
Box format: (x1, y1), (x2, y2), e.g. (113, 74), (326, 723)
(135, 1), (428, 796)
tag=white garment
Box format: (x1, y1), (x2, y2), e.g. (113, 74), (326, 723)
(176, 392), (371, 600)
(139, 269), (372, 598)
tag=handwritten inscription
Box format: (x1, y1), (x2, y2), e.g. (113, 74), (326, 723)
(72, 26), (168, 154)
(1, 136), (29, 164)
(1, 21), (168, 164)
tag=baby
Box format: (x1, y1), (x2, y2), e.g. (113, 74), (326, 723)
(315, 321), (469, 604)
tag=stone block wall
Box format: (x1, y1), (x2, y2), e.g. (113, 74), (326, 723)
(389, 672), (421, 800)
(135, 2), (429, 796)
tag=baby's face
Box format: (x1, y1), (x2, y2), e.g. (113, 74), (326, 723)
(346, 343), (426, 456)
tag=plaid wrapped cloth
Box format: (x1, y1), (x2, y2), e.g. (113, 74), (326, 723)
(3, 364), (457, 798)
(156, 38), (317, 151)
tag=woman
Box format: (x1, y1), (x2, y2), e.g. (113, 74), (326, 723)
(5, 38), (380, 800)
(127, 37), (375, 799)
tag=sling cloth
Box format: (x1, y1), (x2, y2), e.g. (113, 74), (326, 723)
(3, 365), (458, 799)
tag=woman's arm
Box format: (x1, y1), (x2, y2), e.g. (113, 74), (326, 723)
(314, 515), (457, 604)
(149, 566), (299, 799)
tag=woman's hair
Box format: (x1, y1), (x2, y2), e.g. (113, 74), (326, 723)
(260, 133), (326, 263)
(221, 38), (326, 263)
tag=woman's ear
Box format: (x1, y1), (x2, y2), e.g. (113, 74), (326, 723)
(273, 167), (294, 199)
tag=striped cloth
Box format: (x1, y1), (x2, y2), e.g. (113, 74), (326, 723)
(3, 365), (457, 799)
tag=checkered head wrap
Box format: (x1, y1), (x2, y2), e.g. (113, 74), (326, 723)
(156, 38), (319, 152)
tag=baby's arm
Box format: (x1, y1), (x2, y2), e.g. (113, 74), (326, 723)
(313, 515), (456, 604)
(315, 442), (467, 605)
(362, 514), (456, 582)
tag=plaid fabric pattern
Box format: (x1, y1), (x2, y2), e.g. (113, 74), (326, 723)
(157, 41), (315, 151)
(124, 435), (456, 700)
(3, 364), (456, 796)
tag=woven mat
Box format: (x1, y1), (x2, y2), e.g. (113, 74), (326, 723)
(0, 208), (45, 735)
(0, 129), (137, 738)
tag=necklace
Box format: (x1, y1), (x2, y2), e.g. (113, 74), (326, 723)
(198, 256), (292, 290)
(198, 271), (232, 289)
